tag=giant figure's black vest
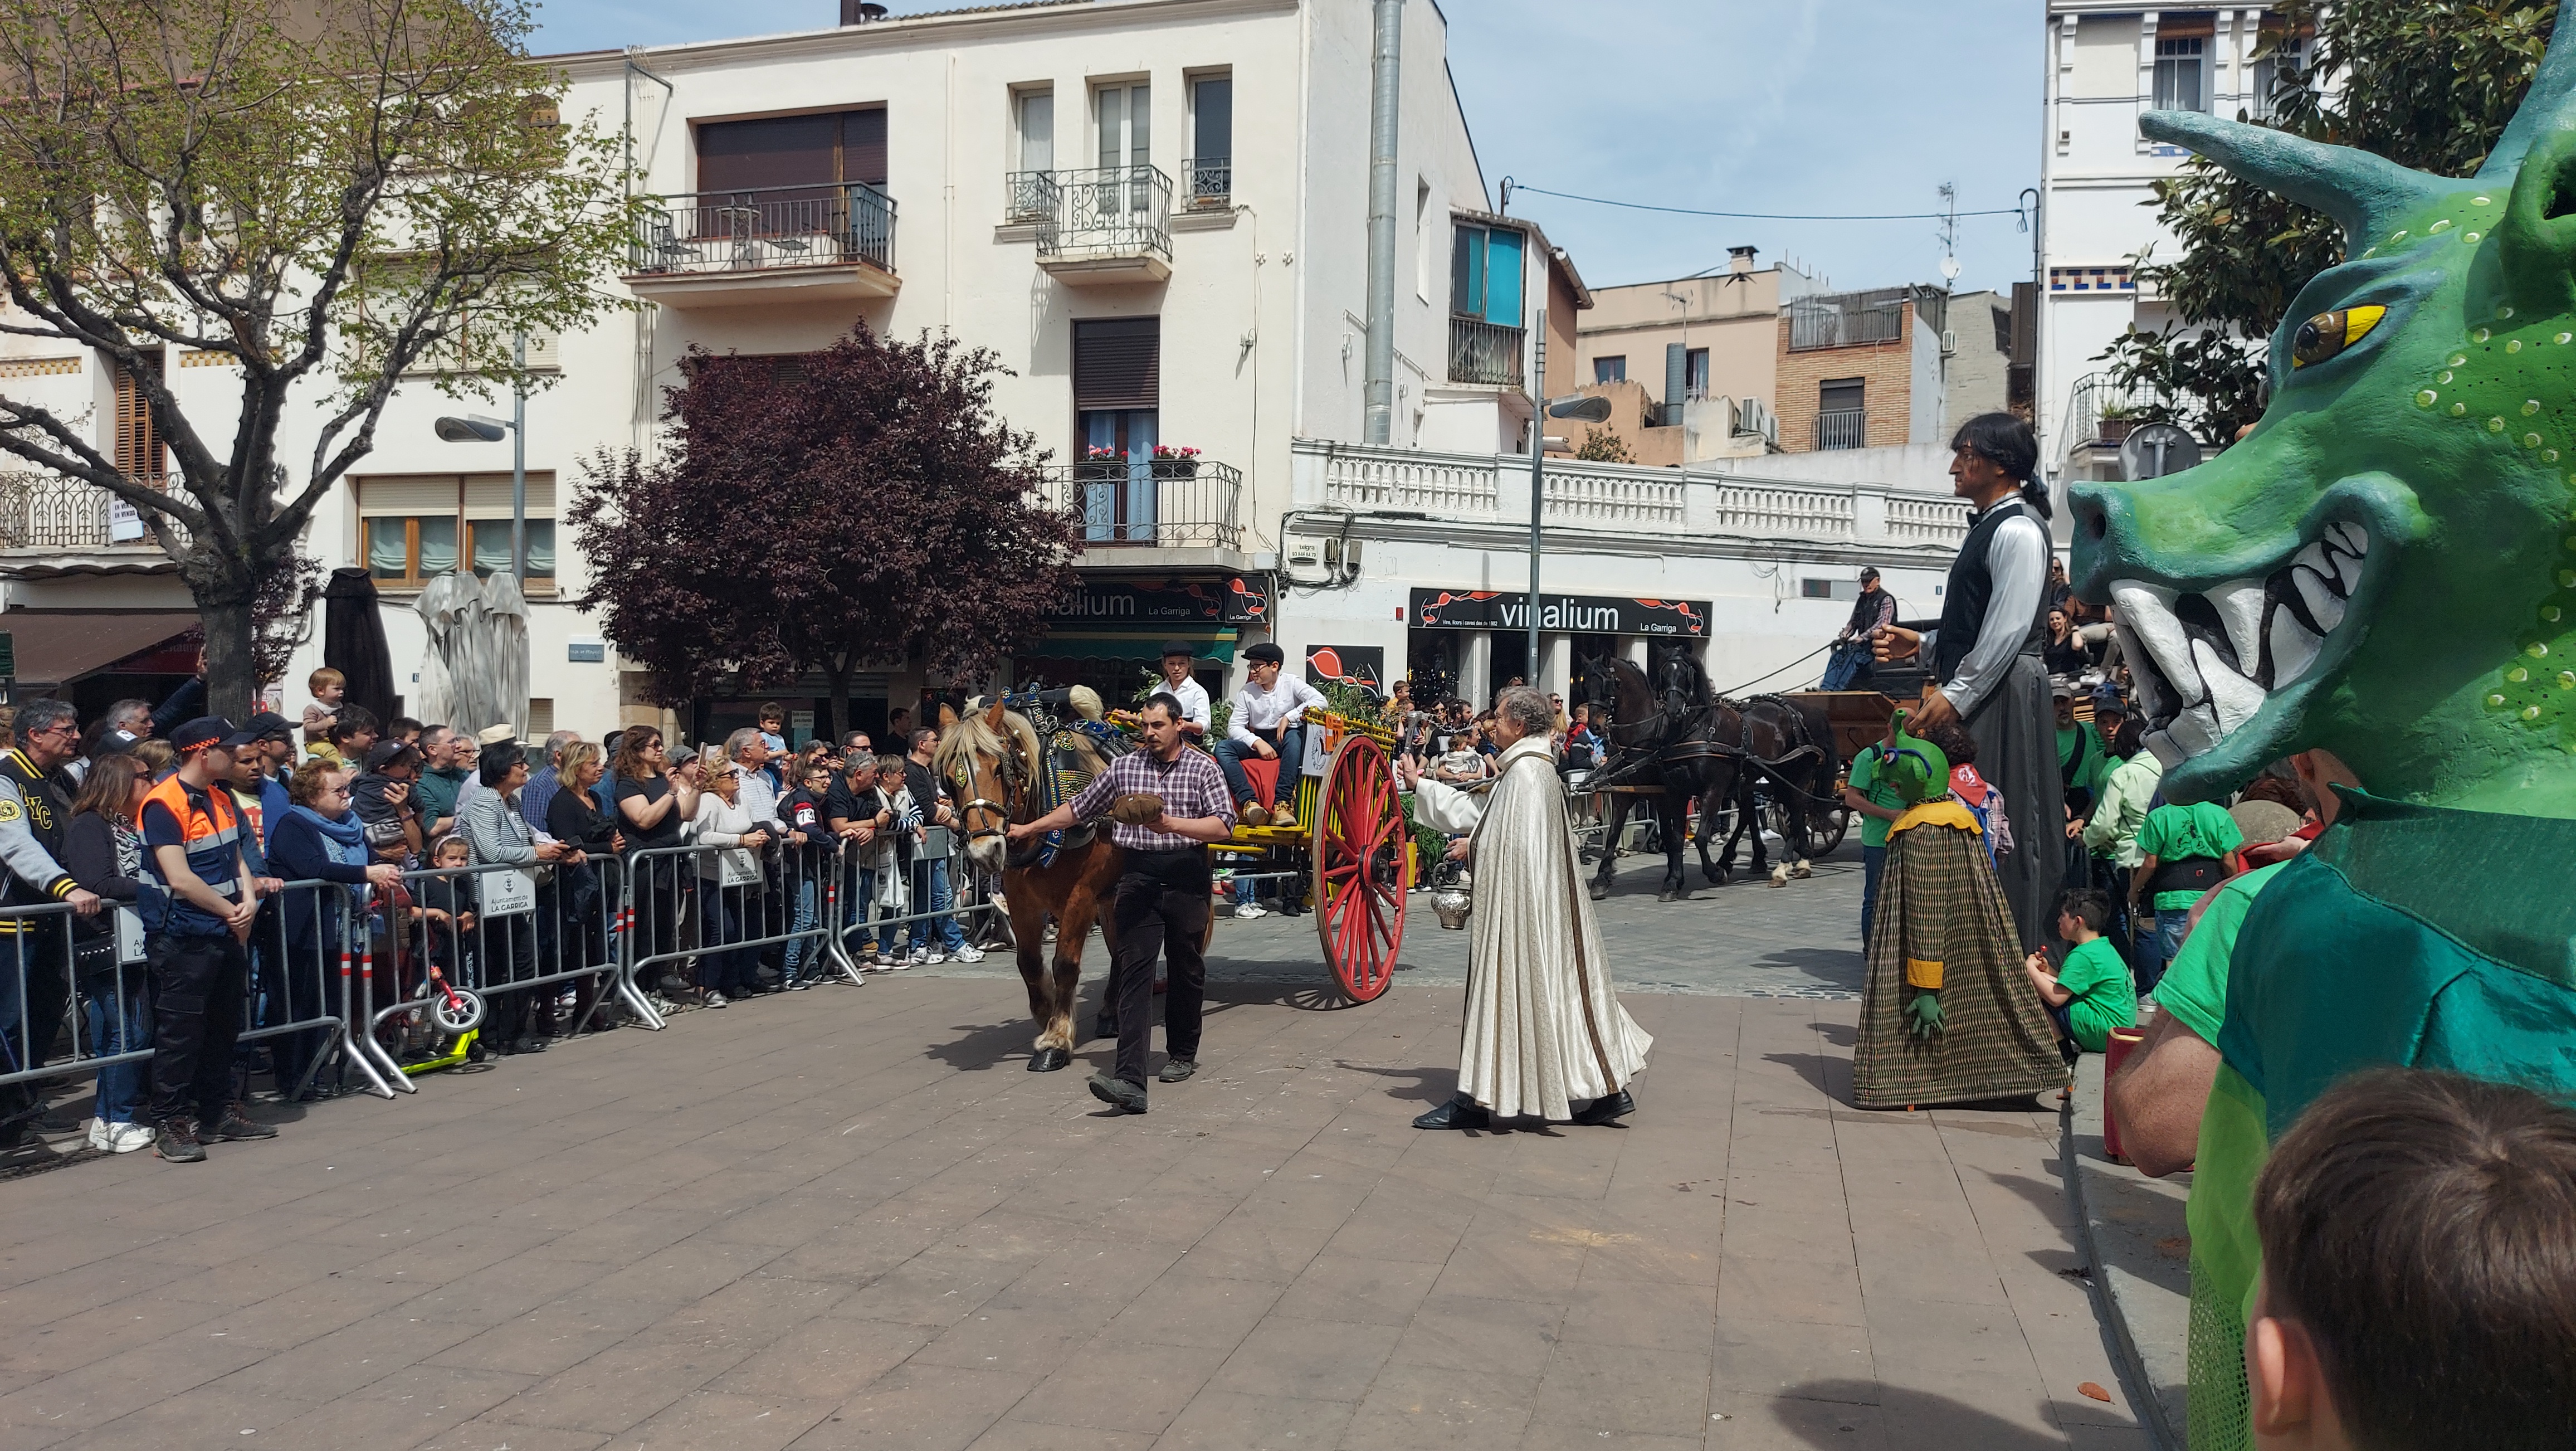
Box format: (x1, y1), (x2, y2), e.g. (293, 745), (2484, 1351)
(1933, 496), (2050, 685)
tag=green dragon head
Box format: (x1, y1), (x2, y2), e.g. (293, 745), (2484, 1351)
(2072, 15), (2576, 817)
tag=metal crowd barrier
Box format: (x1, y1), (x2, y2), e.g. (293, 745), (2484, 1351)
(0, 882), (401, 1115)
(0, 816), (1012, 1130)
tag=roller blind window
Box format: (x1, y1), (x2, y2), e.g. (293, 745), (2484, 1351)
(697, 108), (887, 194)
(1072, 318), (1160, 411)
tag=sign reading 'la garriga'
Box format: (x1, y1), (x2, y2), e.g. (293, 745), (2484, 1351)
(1409, 588), (1711, 637)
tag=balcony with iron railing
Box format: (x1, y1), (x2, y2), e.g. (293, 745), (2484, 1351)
(1813, 408), (1867, 451)
(1447, 316), (1526, 388)
(1008, 165), (1175, 285)
(623, 182), (898, 308)
(1179, 156), (1231, 212)
(1047, 454), (1243, 553)
(0, 472), (188, 561)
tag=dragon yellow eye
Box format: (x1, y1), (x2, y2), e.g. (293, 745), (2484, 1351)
(2290, 304), (2386, 367)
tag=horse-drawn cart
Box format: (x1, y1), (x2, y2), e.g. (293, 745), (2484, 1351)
(1214, 707), (1412, 1006)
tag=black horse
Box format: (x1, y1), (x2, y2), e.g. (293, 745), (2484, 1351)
(1577, 653), (1752, 902)
(1648, 648), (1843, 888)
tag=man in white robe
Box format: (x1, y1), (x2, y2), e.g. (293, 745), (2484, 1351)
(1397, 685), (1653, 1128)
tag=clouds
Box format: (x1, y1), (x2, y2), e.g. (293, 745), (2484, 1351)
(532, 0), (2038, 295)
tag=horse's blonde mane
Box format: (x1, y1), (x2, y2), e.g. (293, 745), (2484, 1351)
(935, 702), (1042, 782)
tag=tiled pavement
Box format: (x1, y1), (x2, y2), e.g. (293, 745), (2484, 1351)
(0, 960), (2145, 1450)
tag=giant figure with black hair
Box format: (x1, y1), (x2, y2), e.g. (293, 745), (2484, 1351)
(1872, 412), (2064, 951)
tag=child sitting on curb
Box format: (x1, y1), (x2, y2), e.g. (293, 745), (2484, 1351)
(2022, 887), (2136, 1066)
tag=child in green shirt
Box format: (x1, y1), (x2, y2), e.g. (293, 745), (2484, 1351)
(2022, 887), (2136, 1058)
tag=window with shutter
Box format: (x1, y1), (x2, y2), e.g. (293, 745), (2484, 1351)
(1072, 318), (1159, 411)
(696, 109), (887, 193)
(114, 355), (166, 483)
(357, 473), (557, 588)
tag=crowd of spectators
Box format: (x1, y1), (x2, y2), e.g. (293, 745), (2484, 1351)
(0, 678), (989, 1167)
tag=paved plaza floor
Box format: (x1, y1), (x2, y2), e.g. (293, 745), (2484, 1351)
(0, 851), (2145, 1450)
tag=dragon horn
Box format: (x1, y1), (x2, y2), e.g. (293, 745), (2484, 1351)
(2139, 109), (2443, 244)
(2480, 7), (2576, 179)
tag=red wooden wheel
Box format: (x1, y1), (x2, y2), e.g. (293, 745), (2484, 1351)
(1314, 732), (1408, 1003)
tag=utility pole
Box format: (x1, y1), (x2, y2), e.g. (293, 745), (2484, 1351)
(1527, 308), (1546, 683)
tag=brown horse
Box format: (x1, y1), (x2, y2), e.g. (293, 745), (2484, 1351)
(938, 700), (1124, 1073)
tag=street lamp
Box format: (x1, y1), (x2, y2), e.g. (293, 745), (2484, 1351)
(1525, 319), (1614, 686)
(432, 332), (529, 580)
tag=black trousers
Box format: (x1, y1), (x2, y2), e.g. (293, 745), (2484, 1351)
(1108, 853), (1211, 1088)
(149, 932), (248, 1124)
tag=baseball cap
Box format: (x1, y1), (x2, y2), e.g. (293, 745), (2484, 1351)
(242, 710), (295, 743)
(2090, 684), (2127, 713)
(363, 740), (412, 772)
(168, 716), (236, 754)
(91, 728), (141, 759)
(2050, 679), (2075, 700)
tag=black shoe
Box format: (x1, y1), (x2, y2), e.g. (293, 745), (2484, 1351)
(1158, 1058), (1198, 1084)
(1087, 1072), (1148, 1114)
(208, 1106), (279, 1141)
(514, 1036), (549, 1055)
(1570, 1089), (1635, 1126)
(1091, 1016), (1119, 1043)
(155, 1117), (207, 1162)
(1413, 1095), (1489, 1131)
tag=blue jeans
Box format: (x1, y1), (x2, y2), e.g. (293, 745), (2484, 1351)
(916, 859), (967, 952)
(2136, 906), (2190, 995)
(1214, 725), (1304, 810)
(843, 866), (876, 954)
(782, 873), (821, 982)
(83, 975), (152, 1124)
(1860, 844), (1886, 943)
(1819, 641), (1875, 692)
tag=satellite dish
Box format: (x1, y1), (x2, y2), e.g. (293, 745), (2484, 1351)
(1939, 255), (1962, 283)
(2119, 422), (2202, 481)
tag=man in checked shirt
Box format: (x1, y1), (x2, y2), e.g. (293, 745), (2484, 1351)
(1010, 693), (1236, 1113)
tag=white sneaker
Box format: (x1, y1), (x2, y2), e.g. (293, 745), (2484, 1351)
(906, 947), (929, 967)
(101, 1122), (153, 1154)
(705, 991), (729, 1009)
(921, 950), (948, 965)
(85, 1116), (106, 1150)
(1233, 902), (1269, 919)
(951, 945), (985, 963)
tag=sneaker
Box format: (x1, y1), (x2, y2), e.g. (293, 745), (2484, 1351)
(951, 945), (985, 963)
(85, 1116), (106, 1151)
(1269, 807), (1297, 831)
(1157, 1058), (1198, 1083)
(788, 978), (813, 991)
(1238, 799), (1270, 827)
(906, 947), (929, 967)
(155, 1117), (207, 1162)
(1233, 902), (1269, 920)
(208, 1106), (278, 1141)
(705, 991), (729, 1009)
(1086, 1072), (1148, 1114)
(101, 1121), (154, 1154)
(920, 949), (946, 965)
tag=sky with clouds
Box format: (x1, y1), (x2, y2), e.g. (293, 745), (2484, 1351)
(531, 0), (2041, 296)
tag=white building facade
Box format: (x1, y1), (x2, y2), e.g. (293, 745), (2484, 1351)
(0, 0), (1972, 737)
(2036, 4), (2299, 496)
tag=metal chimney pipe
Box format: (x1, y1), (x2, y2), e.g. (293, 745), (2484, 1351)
(1362, 0), (1403, 445)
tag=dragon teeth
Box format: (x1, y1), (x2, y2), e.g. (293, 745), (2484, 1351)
(2111, 579), (2203, 708)
(2192, 638), (2267, 736)
(2294, 567), (2348, 632)
(2205, 577), (2267, 676)
(2269, 605), (2323, 687)
(2166, 702), (2222, 757)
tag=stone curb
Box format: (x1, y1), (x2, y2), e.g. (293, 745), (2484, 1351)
(2061, 1051), (2192, 1451)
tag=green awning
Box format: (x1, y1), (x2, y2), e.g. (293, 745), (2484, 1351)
(1022, 626), (1238, 664)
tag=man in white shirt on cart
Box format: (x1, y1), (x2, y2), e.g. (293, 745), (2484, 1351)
(1217, 642), (1326, 832)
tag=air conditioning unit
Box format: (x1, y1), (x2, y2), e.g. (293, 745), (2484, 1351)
(1940, 329), (1958, 357)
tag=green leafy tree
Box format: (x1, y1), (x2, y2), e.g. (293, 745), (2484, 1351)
(0, 0), (642, 716)
(1574, 427), (1636, 464)
(2100, 1), (2558, 445)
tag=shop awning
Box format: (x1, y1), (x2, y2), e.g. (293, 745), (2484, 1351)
(1, 611), (201, 688)
(1021, 625), (1238, 664)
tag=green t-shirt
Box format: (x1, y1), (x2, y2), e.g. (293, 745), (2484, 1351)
(415, 763), (471, 825)
(2135, 801), (2245, 909)
(2057, 723), (2105, 793)
(2150, 861), (2286, 1042)
(1846, 745), (1907, 850)
(2055, 936), (2135, 1053)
